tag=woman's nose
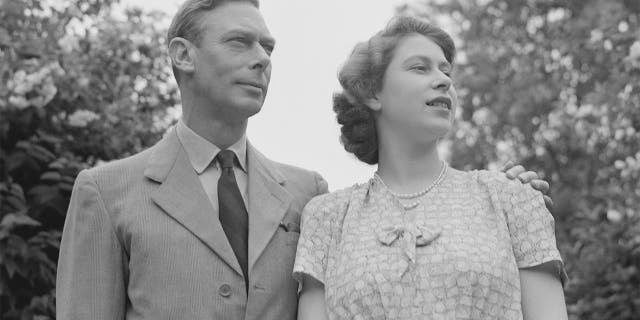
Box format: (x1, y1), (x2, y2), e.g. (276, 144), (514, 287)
(431, 73), (452, 91)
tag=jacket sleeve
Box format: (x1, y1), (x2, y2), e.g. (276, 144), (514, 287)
(313, 171), (329, 196)
(56, 170), (128, 320)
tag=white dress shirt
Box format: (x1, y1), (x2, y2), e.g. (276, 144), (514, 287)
(176, 120), (249, 211)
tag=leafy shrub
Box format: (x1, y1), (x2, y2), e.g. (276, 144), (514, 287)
(0, 0), (179, 318)
(404, 0), (640, 318)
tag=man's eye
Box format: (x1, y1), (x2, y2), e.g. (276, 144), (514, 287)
(230, 37), (247, 44)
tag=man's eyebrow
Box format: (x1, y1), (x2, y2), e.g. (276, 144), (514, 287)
(261, 36), (275, 46)
(223, 29), (276, 45)
(222, 29), (253, 38)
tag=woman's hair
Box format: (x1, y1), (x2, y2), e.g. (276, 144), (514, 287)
(333, 16), (456, 164)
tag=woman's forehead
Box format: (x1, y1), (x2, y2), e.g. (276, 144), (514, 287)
(392, 34), (448, 64)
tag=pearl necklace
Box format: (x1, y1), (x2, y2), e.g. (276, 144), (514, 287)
(374, 161), (448, 210)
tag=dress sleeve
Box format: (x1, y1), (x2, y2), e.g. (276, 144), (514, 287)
(292, 193), (338, 287)
(481, 171), (568, 285)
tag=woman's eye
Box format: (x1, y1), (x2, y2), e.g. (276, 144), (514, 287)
(411, 65), (427, 72)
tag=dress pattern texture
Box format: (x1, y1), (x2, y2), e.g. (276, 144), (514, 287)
(293, 168), (566, 320)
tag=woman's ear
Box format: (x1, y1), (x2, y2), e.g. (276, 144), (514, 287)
(364, 95), (382, 111)
(168, 37), (196, 75)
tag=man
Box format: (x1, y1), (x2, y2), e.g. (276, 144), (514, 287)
(56, 0), (551, 319)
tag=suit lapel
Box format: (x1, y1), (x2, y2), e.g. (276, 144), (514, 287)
(145, 129), (243, 276)
(246, 143), (293, 274)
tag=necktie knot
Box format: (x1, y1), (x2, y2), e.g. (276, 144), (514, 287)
(216, 150), (236, 169)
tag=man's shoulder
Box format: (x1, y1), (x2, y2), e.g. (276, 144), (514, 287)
(269, 159), (317, 178)
(248, 145), (320, 181)
(86, 128), (178, 180)
(68, 146), (157, 210)
(78, 140), (169, 197)
(257, 155), (328, 197)
(85, 147), (154, 179)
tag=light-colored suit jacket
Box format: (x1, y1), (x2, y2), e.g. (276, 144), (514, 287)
(56, 128), (328, 320)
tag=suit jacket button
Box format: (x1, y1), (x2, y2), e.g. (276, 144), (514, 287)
(218, 284), (232, 297)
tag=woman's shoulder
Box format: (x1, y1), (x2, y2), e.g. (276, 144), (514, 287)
(444, 167), (534, 201)
(462, 168), (522, 189)
(441, 167), (505, 186)
(304, 182), (369, 217)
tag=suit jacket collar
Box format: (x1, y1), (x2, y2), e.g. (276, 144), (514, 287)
(145, 128), (243, 275)
(246, 142), (293, 273)
(144, 129), (293, 277)
(143, 128), (179, 183)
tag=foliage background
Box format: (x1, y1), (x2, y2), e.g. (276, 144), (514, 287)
(0, 0), (638, 319)
(400, 0), (640, 319)
(0, 0), (180, 318)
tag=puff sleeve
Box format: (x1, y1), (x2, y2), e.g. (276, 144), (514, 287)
(292, 193), (340, 286)
(480, 170), (568, 285)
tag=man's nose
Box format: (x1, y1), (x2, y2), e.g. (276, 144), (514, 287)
(250, 45), (271, 71)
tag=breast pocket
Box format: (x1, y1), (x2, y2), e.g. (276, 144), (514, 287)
(277, 223), (301, 246)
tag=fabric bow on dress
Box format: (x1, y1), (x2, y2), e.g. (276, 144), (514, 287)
(377, 224), (442, 264)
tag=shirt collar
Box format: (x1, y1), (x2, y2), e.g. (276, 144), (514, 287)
(176, 120), (247, 174)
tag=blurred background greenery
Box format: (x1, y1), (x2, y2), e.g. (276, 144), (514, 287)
(1, 0), (638, 319)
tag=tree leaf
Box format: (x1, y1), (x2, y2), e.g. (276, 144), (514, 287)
(0, 212), (41, 229)
(4, 259), (18, 279)
(40, 171), (61, 183)
(0, 27), (10, 47)
(27, 185), (59, 205)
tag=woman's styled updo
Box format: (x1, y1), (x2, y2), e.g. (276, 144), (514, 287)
(333, 16), (456, 164)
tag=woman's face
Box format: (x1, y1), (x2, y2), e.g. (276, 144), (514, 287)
(372, 33), (458, 142)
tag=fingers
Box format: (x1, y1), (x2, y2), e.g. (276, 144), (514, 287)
(501, 162), (553, 210)
(505, 165), (525, 179)
(543, 195), (554, 211)
(516, 171), (539, 184)
(500, 160), (515, 172)
(529, 179), (550, 193)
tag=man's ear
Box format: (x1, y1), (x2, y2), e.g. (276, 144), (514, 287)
(168, 37), (196, 74)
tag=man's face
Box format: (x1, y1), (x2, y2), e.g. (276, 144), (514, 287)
(192, 2), (274, 122)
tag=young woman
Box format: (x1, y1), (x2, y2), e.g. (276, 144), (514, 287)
(294, 16), (567, 320)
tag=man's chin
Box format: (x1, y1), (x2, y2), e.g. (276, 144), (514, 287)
(235, 100), (264, 118)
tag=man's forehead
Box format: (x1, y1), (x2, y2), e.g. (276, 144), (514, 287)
(220, 25), (274, 41)
(201, 3), (271, 37)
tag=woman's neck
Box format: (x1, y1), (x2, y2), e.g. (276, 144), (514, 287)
(376, 134), (444, 195)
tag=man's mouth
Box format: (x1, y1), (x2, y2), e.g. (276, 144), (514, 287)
(237, 81), (265, 92)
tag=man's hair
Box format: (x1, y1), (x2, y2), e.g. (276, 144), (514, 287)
(333, 16), (456, 164)
(167, 0), (260, 83)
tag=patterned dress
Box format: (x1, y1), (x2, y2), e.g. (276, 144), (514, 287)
(293, 168), (566, 320)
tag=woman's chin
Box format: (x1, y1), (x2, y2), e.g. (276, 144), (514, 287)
(413, 129), (450, 145)
(421, 120), (452, 139)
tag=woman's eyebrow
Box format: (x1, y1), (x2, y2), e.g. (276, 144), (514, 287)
(403, 55), (451, 70)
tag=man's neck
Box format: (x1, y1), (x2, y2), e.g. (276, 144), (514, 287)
(180, 88), (249, 150)
(182, 113), (247, 150)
